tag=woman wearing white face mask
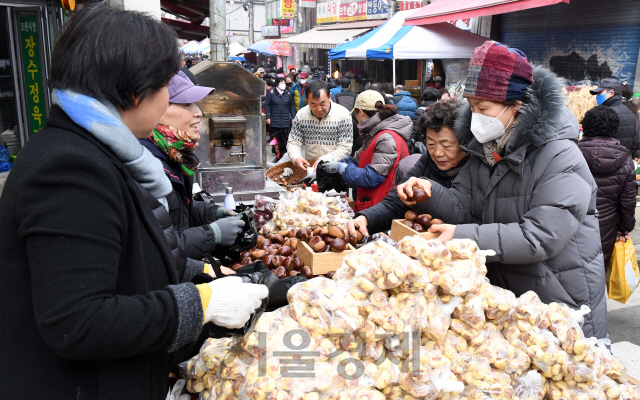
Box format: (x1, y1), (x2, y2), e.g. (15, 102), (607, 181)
(397, 41), (608, 339)
(264, 77), (297, 160)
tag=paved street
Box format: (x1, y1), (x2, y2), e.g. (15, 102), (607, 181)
(607, 204), (640, 381)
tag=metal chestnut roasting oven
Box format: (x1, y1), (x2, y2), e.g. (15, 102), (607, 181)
(191, 61), (284, 200)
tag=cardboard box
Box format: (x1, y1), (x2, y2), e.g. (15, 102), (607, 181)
(297, 241), (356, 275)
(390, 219), (441, 242)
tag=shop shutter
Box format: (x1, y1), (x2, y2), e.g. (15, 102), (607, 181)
(499, 0), (640, 89)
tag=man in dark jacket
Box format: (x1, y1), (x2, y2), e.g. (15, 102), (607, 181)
(333, 77), (358, 111)
(392, 84), (418, 118)
(591, 78), (639, 154)
(578, 106), (636, 267)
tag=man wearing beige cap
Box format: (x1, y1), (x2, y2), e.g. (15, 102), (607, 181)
(321, 90), (410, 211)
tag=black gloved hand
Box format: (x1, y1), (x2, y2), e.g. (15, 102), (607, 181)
(209, 217), (245, 247)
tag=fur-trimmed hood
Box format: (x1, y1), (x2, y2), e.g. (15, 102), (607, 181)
(455, 66), (579, 153)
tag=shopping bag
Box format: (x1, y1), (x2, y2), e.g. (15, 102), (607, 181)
(606, 239), (640, 304)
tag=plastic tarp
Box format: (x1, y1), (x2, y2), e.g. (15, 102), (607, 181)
(228, 56), (247, 63)
(180, 40), (201, 54)
(248, 40), (276, 56)
(184, 40), (210, 54)
(329, 10), (487, 60)
(404, 0), (570, 26)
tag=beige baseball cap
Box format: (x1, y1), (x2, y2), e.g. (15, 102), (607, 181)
(352, 90), (385, 113)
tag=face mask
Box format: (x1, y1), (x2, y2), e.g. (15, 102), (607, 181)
(286, 82), (292, 88)
(596, 91), (611, 105)
(300, 79), (307, 85)
(470, 106), (513, 144)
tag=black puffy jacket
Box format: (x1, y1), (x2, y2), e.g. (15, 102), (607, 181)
(603, 95), (639, 154)
(357, 153), (467, 235)
(412, 100), (436, 137)
(140, 139), (219, 260)
(264, 89), (296, 128)
(578, 136), (636, 266)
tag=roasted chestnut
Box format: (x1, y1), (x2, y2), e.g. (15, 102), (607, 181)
(252, 250), (266, 260)
(330, 238), (347, 252)
(241, 257), (253, 265)
(271, 234), (284, 244)
(273, 256), (284, 268)
(290, 258), (303, 271)
(263, 255), (276, 269)
(413, 223), (424, 233)
(405, 210), (418, 221)
(301, 266), (313, 279)
(326, 271), (336, 280)
(324, 236), (334, 246)
(312, 241), (327, 253)
(287, 228), (297, 238)
(278, 246), (293, 257)
(328, 226), (346, 239)
(402, 219), (414, 227)
(313, 227), (324, 236)
(272, 243), (282, 250)
(283, 238), (292, 248)
(278, 230), (289, 238)
(283, 257), (293, 270)
(240, 250), (253, 260)
(416, 214), (431, 228)
(274, 266), (287, 279)
(431, 218), (444, 225)
(260, 239), (272, 249)
(308, 235), (323, 247)
(410, 187), (428, 203)
(289, 270), (300, 277)
(347, 234), (357, 247)
(256, 235), (265, 246)
(296, 227), (312, 242)
(290, 238), (298, 251)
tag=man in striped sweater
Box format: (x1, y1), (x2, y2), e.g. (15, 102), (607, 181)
(287, 80), (354, 171)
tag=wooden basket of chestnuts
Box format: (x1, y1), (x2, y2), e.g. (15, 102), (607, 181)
(389, 210), (443, 242)
(296, 226), (358, 276)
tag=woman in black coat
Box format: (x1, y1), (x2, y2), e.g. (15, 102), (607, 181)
(264, 77), (297, 159)
(347, 99), (467, 237)
(0, 6), (267, 399)
(140, 70), (245, 261)
(578, 106), (636, 266)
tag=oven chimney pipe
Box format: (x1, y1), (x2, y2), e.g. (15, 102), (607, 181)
(209, 0), (227, 61)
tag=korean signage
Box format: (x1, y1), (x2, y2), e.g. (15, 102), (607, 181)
(282, 0), (295, 18)
(317, 1), (340, 24)
(18, 15), (45, 136)
(269, 41), (292, 56)
(366, 0), (387, 18)
(267, 1), (279, 24)
(273, 18), (294, 34)
(300, 0), (316, 8)
(395, 0), (422, 11)
(339, 1), (366, 22)
(261, 25), (280, 37)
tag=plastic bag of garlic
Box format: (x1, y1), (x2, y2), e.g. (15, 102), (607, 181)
(179, 236), (640, 400)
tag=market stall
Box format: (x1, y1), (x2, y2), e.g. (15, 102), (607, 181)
(329, 10), (487, 91)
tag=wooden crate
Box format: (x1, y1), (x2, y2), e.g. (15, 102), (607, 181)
(390, 219), (441, 242)
(297, 241), (356, 275)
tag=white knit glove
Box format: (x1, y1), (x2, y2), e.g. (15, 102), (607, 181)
(198, 277), (269, 329)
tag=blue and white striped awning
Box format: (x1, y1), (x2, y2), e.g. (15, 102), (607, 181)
(329, 10), (487, 60)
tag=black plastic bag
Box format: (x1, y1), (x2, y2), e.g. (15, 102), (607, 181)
(212, 207), (258, 264)
(234, 262), (307, 311)
(193, 254), (269, 340)
(317, 160), (348, 193)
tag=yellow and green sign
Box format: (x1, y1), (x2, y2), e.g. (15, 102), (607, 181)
(18, 15), (45, 135)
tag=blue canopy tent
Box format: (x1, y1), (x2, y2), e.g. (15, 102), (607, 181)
(329, 10), (486, 85)
(247, 40), (276, 56)
(228, 56), (247, 63)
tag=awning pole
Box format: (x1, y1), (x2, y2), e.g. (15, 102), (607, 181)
(392, 56), (396, 87)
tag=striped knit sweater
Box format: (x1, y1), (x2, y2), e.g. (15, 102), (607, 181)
(286, 103), (353, 163)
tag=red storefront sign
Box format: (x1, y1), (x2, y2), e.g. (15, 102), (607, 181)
(269, 41), (292, 56)
(395, 1), (422, 11)
(339, 1), (367, 21)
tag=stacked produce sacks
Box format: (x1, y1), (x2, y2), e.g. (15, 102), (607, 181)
(181, 236), (640, 400)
